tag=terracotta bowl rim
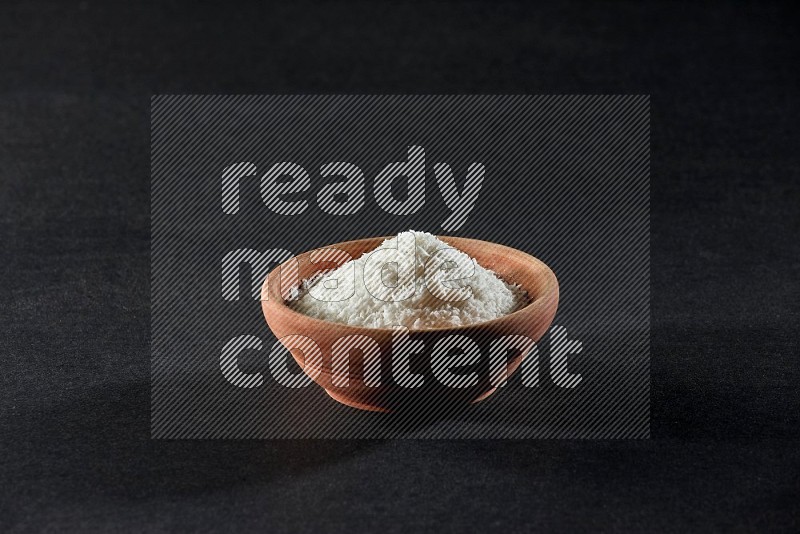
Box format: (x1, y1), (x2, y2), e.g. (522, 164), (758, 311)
(261, 234), (559, 334)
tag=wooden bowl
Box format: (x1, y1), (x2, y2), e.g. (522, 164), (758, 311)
(261, 236), (558, 412)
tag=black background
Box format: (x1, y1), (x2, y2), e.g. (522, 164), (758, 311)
(2, 1), (798, 531)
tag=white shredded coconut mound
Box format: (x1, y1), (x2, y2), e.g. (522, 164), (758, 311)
(288, 230), (527, 329)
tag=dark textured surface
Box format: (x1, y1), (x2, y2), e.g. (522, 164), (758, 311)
(1, 1), (798, 531)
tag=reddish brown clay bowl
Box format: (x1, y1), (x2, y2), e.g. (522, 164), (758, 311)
(261, 236), (558, 412)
